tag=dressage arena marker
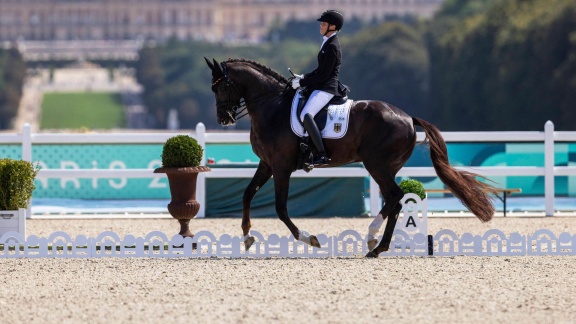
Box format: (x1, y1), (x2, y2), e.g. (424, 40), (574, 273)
(1, 195), (574, 258)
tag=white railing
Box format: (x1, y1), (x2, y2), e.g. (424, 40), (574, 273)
(2, 121), (576, 217)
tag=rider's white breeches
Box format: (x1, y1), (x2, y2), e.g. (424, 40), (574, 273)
(300, 90), (334, 122)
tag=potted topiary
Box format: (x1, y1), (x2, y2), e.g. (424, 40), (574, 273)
(154, 135), (210, 239)
(0, 158), (39, 238)
(399, 178), (426, 202)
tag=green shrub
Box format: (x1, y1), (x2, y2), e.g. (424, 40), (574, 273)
(399, 178), (426, 200)
(161, 135), (203, 167)
(0, 159), (39, 210)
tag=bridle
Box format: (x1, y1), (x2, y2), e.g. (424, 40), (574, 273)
(211, 63), (248, 122)
(211, 62), (291, 123)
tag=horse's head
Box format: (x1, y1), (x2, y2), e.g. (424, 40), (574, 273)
(205, 58), (244, 126)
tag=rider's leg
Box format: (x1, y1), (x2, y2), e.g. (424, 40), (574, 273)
(303, 113), (330, 165)
(299, 90), (334, 122)
(300, 90), (333, 165)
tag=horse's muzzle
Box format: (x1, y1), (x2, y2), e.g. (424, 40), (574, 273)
(218, 114), (236, 126)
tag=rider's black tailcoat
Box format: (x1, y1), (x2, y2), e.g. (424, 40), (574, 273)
(300, 34), (341, 96)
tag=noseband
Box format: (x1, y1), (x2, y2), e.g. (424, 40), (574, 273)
(212, 62), (292, 123)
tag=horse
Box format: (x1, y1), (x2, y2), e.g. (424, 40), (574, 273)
(205, 57), (497, 257)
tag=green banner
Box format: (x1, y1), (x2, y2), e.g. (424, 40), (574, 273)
(1, 142), (575, 199)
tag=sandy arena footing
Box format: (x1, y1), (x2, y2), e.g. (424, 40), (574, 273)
(1, 216), (575, 323)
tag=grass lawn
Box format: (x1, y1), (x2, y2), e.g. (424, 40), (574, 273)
(41, 92), (125, 129)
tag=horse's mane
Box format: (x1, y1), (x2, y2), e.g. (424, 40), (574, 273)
(225, 58), (288, 84)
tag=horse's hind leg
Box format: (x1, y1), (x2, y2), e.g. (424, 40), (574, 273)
(242, 161), (272, 250)
(366, 203), (402, 252)
(364, 172), (404, 258)
(378, 203), (402, 250)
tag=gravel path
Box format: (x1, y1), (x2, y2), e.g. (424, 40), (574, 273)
(1, 217), (575, 323)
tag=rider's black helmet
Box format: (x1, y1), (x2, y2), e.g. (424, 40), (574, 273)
(317, 10), (344, 31)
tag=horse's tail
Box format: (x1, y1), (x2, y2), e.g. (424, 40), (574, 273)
(413, 117), (497, 222)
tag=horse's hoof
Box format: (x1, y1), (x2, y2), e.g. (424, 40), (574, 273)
(310, 235), (321, 248)
(244, 236), (255, 251)
(365, 251), (379, 258)
(367, 239), (378, 252)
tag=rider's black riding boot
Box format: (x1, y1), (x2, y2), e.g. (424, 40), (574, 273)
(303, 113), (330, 166)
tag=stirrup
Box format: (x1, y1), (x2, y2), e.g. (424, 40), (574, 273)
(303, 152), (315, 172)
(310, 154), (330, 167)
(313, 158), (330, 166)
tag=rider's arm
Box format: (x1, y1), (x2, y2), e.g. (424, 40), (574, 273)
(300, 43), (338, 87)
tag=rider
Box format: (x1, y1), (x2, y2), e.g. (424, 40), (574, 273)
(291, 9), (344, 166)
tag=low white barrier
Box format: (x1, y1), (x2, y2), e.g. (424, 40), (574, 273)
(2, 121), (576, 217)
(1, 196), (574, 258)
(3, 228), (574, 258)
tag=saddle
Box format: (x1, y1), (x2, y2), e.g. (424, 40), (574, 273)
(293, 85), (351, 173)
(295, 93), (348, 131)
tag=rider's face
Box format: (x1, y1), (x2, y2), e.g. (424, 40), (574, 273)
(320, 21), (331, 35)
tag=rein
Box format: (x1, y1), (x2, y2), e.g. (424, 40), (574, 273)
(213, 62), (291, 122)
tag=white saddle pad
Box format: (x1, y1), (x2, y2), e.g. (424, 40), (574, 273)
(290, 89), (353, 139)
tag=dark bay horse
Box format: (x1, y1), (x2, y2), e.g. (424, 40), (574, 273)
(205, 58), (497, 257)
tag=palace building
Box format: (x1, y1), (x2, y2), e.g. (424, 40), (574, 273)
(0, 0), (444, 43)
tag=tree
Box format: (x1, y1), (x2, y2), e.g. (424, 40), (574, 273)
(136, 40), (317, 130)
(435, 0), (502, 19)
(135, 46), (166, 128)
(136, 0), (576, 131)
(266, 16), (370, 44)
(343, 22), (430, 117)
(427, 0), (576, 130)
(0, 48), (25, 130)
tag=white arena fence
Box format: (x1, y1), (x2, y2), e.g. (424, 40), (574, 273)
(2, 228), (574, 258)
(1, 195), (574, 258)
(1, 121), (576, 217)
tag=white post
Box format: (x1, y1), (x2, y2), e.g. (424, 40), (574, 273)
(544, 120), (554, 216)
(22, 123), (32, 162)
(19, 208), (26, 238)
(22, 124), (33, 219)
(195, 123), (206, 218)
(369, 177), (380, 216)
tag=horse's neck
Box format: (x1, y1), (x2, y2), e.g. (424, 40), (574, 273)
(247, 90), (292, 131)
(233, 64), (291, 128)
(243, 74), (283, 102)
(242, 74), (286, 115)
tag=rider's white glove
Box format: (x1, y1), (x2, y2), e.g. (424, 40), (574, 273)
(291, 77), (301, 89)
(293, 73), (304, 79)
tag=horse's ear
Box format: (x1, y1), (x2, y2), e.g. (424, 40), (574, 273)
(212, 59), (224, 77)
(204, 57), (214, 70)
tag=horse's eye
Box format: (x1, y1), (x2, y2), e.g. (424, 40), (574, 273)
(218, 84), (227, 92)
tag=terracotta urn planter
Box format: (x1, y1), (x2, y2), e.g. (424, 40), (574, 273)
(154, 166), (211, 238)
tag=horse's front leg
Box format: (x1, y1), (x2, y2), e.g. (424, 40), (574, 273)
(273, 170), (321, 248)
(242, 161), (272, 250)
